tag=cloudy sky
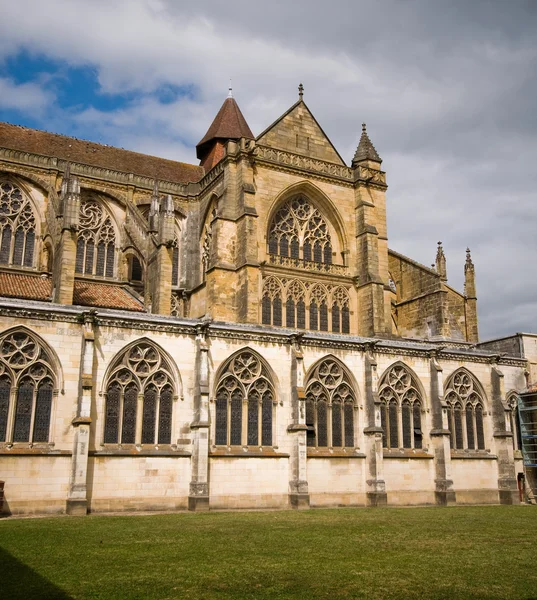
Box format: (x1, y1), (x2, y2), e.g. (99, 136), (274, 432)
(0, 0), (535, 340)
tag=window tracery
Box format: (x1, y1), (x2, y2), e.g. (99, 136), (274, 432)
(379, 364), (423, 450)
(444, 370), (485, 451)
(75, 199), (116, 278)
(214, 351), (275, 447)
(261, 276), (350, 334)
(0, 329), (57, 444)
(104, 341), (175, 445)
(268, 196), (333, 266)
(0, 181), (37, 268)
(305, 358), (356, 449)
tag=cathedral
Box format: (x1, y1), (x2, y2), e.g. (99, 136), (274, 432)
(0, 86), (531, 515)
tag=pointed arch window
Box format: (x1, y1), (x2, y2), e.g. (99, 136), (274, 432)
(261, 277), (283, 327)
(75, 200), (116, 278)
(508, 394), (522, 452)
(214, 351), (276, 447)
(379, 364), (424, 450)
(305, 358), (357, 449)
(103, 341), (176, 445)
(268, 196), (333, 267)
(0, 330), (58, 443)
(0, 182), (37, 268)
(172, 236), (180, 287)
(331, 287), (350, 334)
(445, 370), (486, 451)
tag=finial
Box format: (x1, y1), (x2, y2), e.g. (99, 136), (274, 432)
(228, 78), (233, 98)
(362, 123), (367, 132)
(64, 162), (71, 180)
(298, 83), (304, 99)
(436, 241), (447, 281)
(438, 241), (442, 247)
(152, 178), (159, 197)
(465, 247), (474, 270)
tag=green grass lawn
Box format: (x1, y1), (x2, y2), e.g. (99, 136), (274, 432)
(1, 506), (537, 600)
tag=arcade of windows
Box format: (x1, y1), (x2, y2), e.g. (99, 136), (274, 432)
(103, 341), (175, 445)
(305, 358), (356, 449)
(262, 277), (351, 334)
(214, 351), (275, 447)
(0, 182), (37, 269)
(379, 364), (423, 450)
(0, 329), (56, 444)
(445, 370), (486, 451)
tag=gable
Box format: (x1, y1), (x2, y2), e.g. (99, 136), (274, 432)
(256, 101), (346, 166)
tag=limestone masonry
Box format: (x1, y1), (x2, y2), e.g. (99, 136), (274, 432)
(0, 88), (533, 515)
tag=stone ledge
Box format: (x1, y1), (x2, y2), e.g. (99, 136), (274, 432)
(383, 450), (434, 459)
(209, 448), (289, 458)
(91, 448), (191, 457)
(307, 450), (366, 458)
(450, 451), (497, 460)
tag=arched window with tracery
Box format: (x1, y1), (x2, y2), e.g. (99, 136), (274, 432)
(0, 181), (37, 268)
(214, 350), (276, 447)
(285, 280), (306, 329)
(445, 370), (486, 451)
(103, 341), (176, 445)
(262, 277), (283, 327)
(331, 287), (350, 334)
(508, 393), (522, 452)
(268, 196), (333, 266)
(305, 358), (356, 449)
(310, 285), (329, 332)
(76, 199), (116, 278)
(0, 329), (58, 444)
(379, 364), (423, 450)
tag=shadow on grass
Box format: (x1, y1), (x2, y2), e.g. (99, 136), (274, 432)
(0, 546), (73, 600)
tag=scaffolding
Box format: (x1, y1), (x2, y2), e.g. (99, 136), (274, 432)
(518, 392), (537, 502)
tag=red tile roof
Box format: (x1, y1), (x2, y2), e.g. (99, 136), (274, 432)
(0, 122), (204, 184)
(73, 281), (145, 312)
(0, 271), (145, 312)
(196, 97), (253, 160)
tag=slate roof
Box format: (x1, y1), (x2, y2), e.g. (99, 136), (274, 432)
(196, 97), (254, 159)
(0, 122), (204, 184)
(352, 123), (382, 164)
(0, 271), (145, 312)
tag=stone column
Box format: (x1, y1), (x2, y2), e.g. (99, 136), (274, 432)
(287, 334), (309, 509)
(66, 310), (95, 515)
(429, 352), (456, 505)
(363, 345), (387, 506)
(188, 321), (211, 511)
(491, 363), (518, 504)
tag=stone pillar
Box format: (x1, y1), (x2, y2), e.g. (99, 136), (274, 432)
(287, 334), (309, 509)
(363, 345), (387, 506)
(464, 248), (479, 343)
(151, 195), (175, 315)
(491, 363), (518, 504)
(188, 321), (211, 511)
(429, 352), (456, 505)
(66, 311), (95, 515)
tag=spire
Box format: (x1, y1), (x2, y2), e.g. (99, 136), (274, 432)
(352, 123), (382, 165)
(435, 241), (447, 281)
(148, 179), (160, 233)
(464, 247), (476, 298)
(196, 94), (254, 168)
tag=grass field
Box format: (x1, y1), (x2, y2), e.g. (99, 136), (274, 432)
(1, 506), (537, 600)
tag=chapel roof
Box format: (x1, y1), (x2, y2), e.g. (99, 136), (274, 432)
(0, 271), (145, 312)
(196, 96), (254, 159)
(0, 122), (204, 184)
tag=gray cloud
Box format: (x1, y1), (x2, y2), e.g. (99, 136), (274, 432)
(0, 0), (535, 339)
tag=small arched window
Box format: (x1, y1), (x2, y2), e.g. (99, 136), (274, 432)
(0, 181), (37, 268)
(445, 370), (486, 451)
(305, 358), (356, 449)
(214, 350), (276, 447)
(331, 287), (350, 334)
(379, 364), (424, 450)
(103, 341), (176, 445)
(261, 277), (283, 327)
(0, 329), (57, 443)
(76, 200), (116, 278)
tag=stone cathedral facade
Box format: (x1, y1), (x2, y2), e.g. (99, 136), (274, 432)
(0, 88), (530, 515)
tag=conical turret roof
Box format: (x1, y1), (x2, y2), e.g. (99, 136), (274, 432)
(196, 96), (254, 160)
(352, 123), (381, 164)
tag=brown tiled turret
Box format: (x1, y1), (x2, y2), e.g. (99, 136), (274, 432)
(196, 93), (254, 171)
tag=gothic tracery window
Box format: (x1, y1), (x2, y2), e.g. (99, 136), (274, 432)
(268, 196), (333, 266)
(0, 182), (37, 268)
(214, 350), (276, 447)
(379, 364), (423, 450)
(75, 200), (116, 277)
(508, 393), (522, 452)
(104, 341), (175, 445)
(305, 358), (356, 449)
(0, 329), (57, 444)
(261, 277), (283, 326)
(445, 370), (486, 451)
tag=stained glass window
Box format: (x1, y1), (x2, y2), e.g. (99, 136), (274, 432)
(0, 182), (37, 268)
(75, 200), (116, 277)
